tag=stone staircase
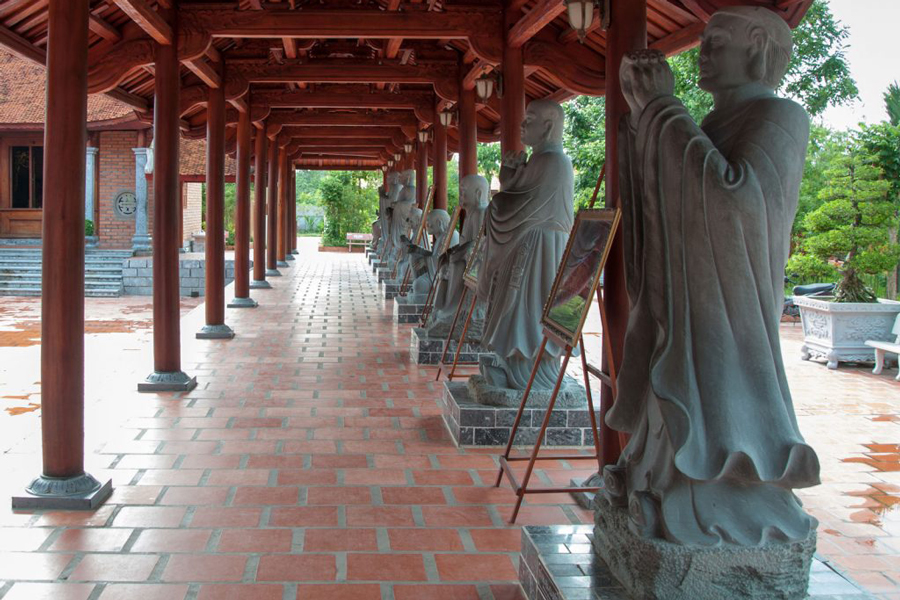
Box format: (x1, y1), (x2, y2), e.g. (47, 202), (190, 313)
(0, 247), (134, 297)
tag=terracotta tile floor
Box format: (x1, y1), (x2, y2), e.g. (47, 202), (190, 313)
(0, 237), (898, 599)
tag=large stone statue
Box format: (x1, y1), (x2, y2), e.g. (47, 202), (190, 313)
(424, 174), (490, 338)
(382, 171), (403, 263)
(600, 4), (819, 570)
(405, 209), (459, 303)
(476, 99), (574, 390)
(394, 205), (422, 282)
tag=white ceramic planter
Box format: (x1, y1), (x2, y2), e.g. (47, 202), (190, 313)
(795, 296), (900, 369)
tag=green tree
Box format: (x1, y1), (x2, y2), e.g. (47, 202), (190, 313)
(667, 0), (858, 120)
(477, 142), (501, 186)
(563, 95), (606, 209)
(788, 138), (899, 302)
(319, 171), (380, 247)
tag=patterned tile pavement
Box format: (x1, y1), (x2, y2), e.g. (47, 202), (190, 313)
(0, 237), (897, 599)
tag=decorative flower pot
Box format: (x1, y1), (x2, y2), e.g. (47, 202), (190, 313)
(795, 296), (900, 369)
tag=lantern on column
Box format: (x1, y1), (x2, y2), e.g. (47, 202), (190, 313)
(387, 159), (394, 168)
(475, 73), (494, 101)
(404, 141), (413, 154)
(381, 165), (388, 173)
(565, 0), (608, 42)
(393, 152), (401, 162)
(417, 129), (431, 144)
(439, 109), (455, 128)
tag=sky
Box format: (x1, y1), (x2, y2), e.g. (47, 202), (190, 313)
(819, 0), (900, 130)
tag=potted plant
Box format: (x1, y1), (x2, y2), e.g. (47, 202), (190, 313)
(85, 219), (99, 249)
(790, 135), (900, 368)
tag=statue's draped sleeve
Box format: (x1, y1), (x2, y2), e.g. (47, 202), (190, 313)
(609, 95), (820, 489)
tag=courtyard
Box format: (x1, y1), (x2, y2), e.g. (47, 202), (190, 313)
(0, 238), (897, 599)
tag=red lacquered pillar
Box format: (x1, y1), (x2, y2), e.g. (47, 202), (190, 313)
(265, 136), (281, 276)
(229, 107), (257, 307)
(433, 97), (448, 211)
(251, 123), (270, 288)
(276, 147), (290, 266)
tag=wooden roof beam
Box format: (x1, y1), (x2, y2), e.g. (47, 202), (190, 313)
(112, 0), (173, 45)
(185, 58), (221, 88)
(89, 14), (121, 43)
(508, 0), (567, 48)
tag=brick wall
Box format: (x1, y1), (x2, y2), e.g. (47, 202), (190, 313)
(97, 131), (143, 249)
(183, 181), (203, 244)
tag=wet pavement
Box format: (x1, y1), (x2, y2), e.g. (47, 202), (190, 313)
(0, 238), (897, 599)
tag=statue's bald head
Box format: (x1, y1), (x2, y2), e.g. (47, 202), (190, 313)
(708, 7), (793, 89)
(460, 174), (489, 209)
(521, 99), (565, 148)
(426, 209), (451, 235)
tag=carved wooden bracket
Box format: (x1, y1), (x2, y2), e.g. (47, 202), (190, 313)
(523, 39), (605, 96)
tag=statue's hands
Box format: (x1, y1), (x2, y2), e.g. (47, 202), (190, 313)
(502, 151), (527, 170)
(620, 50), (674, 125)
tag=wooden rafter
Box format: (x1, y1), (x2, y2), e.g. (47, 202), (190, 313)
(508, 0), (567, 48)
(112, 0), (174, 45)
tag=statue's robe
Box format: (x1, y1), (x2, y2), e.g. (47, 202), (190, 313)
(610, 94), (820, 546)
(477, 143), (573, 389)
(383, 184), (404, 263)
(429, 207), (486, 325)
(411, 227), (459, 299)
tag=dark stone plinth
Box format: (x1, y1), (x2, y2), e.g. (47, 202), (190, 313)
(409, 327), (488, 365)
(228, 297), (258, 308)
(291, 249), (299, 255)
(277, 260), (290, 268)
(441, 381), (600, 448)
(393, 298), (424, 323)
(285, 253), (295, 261)
(196, 324), (235, 339)
(467, 373), (587, 409)
(250, 279), (272, 289)
(377, 269), (395, 284)
(569, 474), (602, 510)
(383, 279), (402, 300)
(266, 268), (282, 277)
(139, 370), (198, 392)
(592, 496), (820, 600)
(519, 524), (872, 600)
(12, 473), (112, 510)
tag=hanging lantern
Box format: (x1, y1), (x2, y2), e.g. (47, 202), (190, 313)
(387, 159), (394, 167)
(393, 152), (401, 161)
(417, 129), (430, 144)
(565, 0), (607, 42)
(381, 165), (388, 173)
(404, 141), (413, 154)
(475, 73), (494, 101)
(439, 109), (454, 128)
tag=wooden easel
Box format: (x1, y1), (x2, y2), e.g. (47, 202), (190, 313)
(418, 205), (463, 325)
(395, 186), (434, 292)
(434, 281), (481, 381)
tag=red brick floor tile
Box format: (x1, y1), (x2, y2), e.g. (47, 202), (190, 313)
(50, 528), (134, 552)
(107, 485), (164, 505)
(160, 486), (230, 506)
(382, 486), (447, 505)
(2, 583), (94, 600)
(277, 469), (337, 485)
(311, 455), (369, 469)
(180, 455), (242, 469)
(69, 554), (159, 582)
(434, 554), (518, 582)
(307, 486), (372, 505)
(343, 469), (407, 485)
(411, 470), (475, 486)
(393, 584), (481, 600)
(295, 583), (383, 600)
(98, 584), (190, 600)
(346, 553), (427, 582)
(346, 506), (416, 527)
(468, 528), (522, 552)
(217, 529), (294, 553)
(387, 528), (465, 551)
(112, 506), (186, 528)
(269, 506), (339, 527)
(256, 554), (336, 582)
(34, 505), (115, 527)
(0, 527), (53, 551)
(303, 528), (379, 552)
(206, 469), (271, 486)
(197, 585), (284, 600)
(513, 506), (571, 526)
(114, 455), (177, 469)
(189, 507), (263, 528)
(233, 417), (284, 428)
(232, 486), (300, 505)
(130, 529), (212, 553)
(0, 552), (73, 580)
(247, 455), (308, 469)
(421, 506), (495, 527)
(490, 584), (528, 600)
(162, 555), (247, 582)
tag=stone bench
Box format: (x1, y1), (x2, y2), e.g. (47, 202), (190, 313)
(866, 313), (900, 380)
(346, 232), (372, 253)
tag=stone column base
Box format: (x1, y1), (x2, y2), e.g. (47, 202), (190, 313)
(139, 370), (198, 392)
(12, 473), (112, 510)
(228, 297), (258, 308)
(266, 268), (282, 277)
(132, 234), (152, 255)
(276, 260), (290, 268)
(592, 495), (817, 600)
(250, 279), (272, 289)
(285, 253), (295, 261)
(196, 324), (235, 339)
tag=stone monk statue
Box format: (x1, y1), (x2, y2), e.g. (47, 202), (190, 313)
(606, 7), (820, 548)
(405, 209), (459, 303)
(476, 99), (574, 390)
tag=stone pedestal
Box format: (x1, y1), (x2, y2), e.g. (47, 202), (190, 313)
(409, 327), (489, 365)
(467, 373), (586, 409)
(85, 147), (98, 225)
(393, 297), (425, 323)
(376, 267), (393, 283)
(441, 381), (599, 447)
(131, 147), (152, 254)
(592, 495), (818, 600)
(382, 279), (401, 299)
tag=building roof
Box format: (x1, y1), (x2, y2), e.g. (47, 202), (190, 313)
(0, 48), (135, 125)
(180, 137), (237, 179)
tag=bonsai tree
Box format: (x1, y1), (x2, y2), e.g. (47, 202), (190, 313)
(788, 137), (900, 302)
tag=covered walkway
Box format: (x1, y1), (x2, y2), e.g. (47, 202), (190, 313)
(0, 238), (597, 600)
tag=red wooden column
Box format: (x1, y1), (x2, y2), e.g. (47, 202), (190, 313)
(277, 147), (290, 266)
(283, 157), (295, 262)
(197, 77), (234, 339)
(416, 135), (428, 208)
(265, 137), (281, 276)
(229, 107), (257, 308)
(13, 0), (112, 510)
(251, 124), (271, 288)
(140, 2), (196, 393)
(501, 3), (526, 155)
(433, 97), (448, 211)
(291, 169), (298, 255)
(600, 0), (647, 467)
(458, 81), (478, 178)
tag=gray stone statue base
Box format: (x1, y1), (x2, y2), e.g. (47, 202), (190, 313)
(382, 279), (402, 300)
(265, 268), (282, 277)
(409, 328), (489, 365)
(376, 268), (393, 283)
(592, 495), (816, 600)
(12, 473), (113, 510)
(393, 298), (425, 324)
(138, 370), (198, 392)
(228, 297), (258, 309)
(466, 374), (586, 409)
(196, 324), (235, 340)
(250, 279), (272, 289)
